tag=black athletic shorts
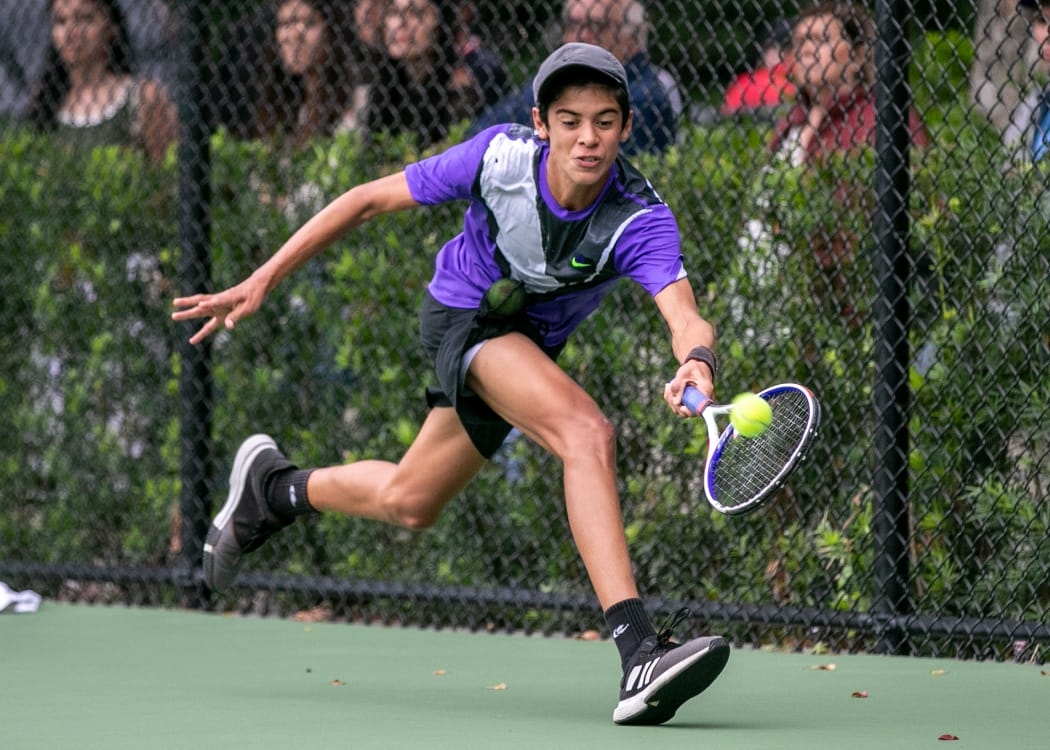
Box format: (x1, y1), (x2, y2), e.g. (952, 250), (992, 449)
(419, 290), (562, 458)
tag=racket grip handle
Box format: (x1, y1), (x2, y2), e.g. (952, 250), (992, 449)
(682, 385), (710, 414)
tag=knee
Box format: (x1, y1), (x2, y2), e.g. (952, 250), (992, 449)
(560, 413), (617, 463)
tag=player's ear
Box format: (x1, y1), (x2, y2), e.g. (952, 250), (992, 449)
(619, 110), (633, 143)
(532, 106), (549, 140)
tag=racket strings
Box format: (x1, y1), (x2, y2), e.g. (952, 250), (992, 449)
(712, 391), (814, 509)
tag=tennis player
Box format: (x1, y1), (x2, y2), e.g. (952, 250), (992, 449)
(172, 42), (729, 725)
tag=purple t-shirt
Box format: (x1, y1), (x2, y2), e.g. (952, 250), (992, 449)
(405, 124), (686, 346)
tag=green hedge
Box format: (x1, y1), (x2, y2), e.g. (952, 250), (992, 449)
(3, 103), (1048, 637)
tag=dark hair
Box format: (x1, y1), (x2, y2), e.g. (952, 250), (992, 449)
(255, 0), (372, 144)
(1017, 0), (1050, 14)
(535, 67), (631, 128)
(366, 0), (462, 148)
(763, 17), (794, 51)
(26, 0), (135, 132)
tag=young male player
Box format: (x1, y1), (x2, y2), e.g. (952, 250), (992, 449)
(172, 42), (729, 726)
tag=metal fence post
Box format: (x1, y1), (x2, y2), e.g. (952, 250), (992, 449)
(872, 0), (914, 654)
(176, 0), (214, 609)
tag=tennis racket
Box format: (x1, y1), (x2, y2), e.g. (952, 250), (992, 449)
(682, 382), (820, 515)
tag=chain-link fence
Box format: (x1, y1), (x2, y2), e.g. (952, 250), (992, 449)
(2, 0), (1048, 662)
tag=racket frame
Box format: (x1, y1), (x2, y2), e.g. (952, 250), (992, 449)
(683, 383), (820, 515)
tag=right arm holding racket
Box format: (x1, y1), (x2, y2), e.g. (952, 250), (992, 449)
(653, 280), (718, 417)
(653, 268), (820, 516)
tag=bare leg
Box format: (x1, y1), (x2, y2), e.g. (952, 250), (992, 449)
(306, 406), (486, 529)
(466, 333), (640, 610)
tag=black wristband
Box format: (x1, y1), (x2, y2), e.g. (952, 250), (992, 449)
(684, 345), (717, 378)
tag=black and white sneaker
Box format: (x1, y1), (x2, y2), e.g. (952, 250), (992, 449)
(613, 611), (730, 726)
(202, 434), (296, 592)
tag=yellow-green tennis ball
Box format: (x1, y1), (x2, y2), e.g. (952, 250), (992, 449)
(731, 392), (773, 438)
(483, 278), (526, 317)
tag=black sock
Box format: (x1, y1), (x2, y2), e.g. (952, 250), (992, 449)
(604, 598), (657, 669)
(265, 468), (317, 520)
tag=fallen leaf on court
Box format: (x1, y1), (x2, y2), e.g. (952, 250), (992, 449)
(851, 690), (868, 698)
(330, 679), (344, 687)
(937, 734), (959, 741)
(433, 669), (447, 676)
(809, 663), (836, 671)
(487, 682), (507, 691)
(1041, 670), (1048, 677)
(930, 669), (947, 676)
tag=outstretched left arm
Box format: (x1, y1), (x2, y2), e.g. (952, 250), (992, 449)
(173, 172), (418, 344)
(654, 278), (717, 416)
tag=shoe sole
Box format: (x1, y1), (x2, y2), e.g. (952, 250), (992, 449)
(613, 636), (731, 726)
(202, 434), (278, 592)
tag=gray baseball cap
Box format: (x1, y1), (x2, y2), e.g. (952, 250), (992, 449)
(532, 43), (630, 106)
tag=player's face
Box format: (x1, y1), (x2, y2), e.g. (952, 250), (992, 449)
(50, 0), (116, 70)
(276, 0), (327, 76)
(533, 84), (631, 207)
(384, 0), (439, 62)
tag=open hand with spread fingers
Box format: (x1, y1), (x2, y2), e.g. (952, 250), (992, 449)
(171, 273), (270, 345)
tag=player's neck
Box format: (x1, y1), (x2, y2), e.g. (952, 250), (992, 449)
(543, 160), (610, 212)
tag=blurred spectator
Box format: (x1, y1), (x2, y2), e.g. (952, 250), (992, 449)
(25, 0), (177, 162)
(720, 17), (796, 120)
(1, 0), (173, 127)
(467, 0), (682, 155)
(351, 0), (387, 61)
(452, 1), (511, 109)
(1006, 0), (1050, 161)
(770, 2), (929, 166)
(737, 2), (930, 327)
(367, 0), (489, 148)
(251, 0), (373, 147)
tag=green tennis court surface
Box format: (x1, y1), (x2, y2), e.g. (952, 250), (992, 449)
(1, 604), (1045, 749)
